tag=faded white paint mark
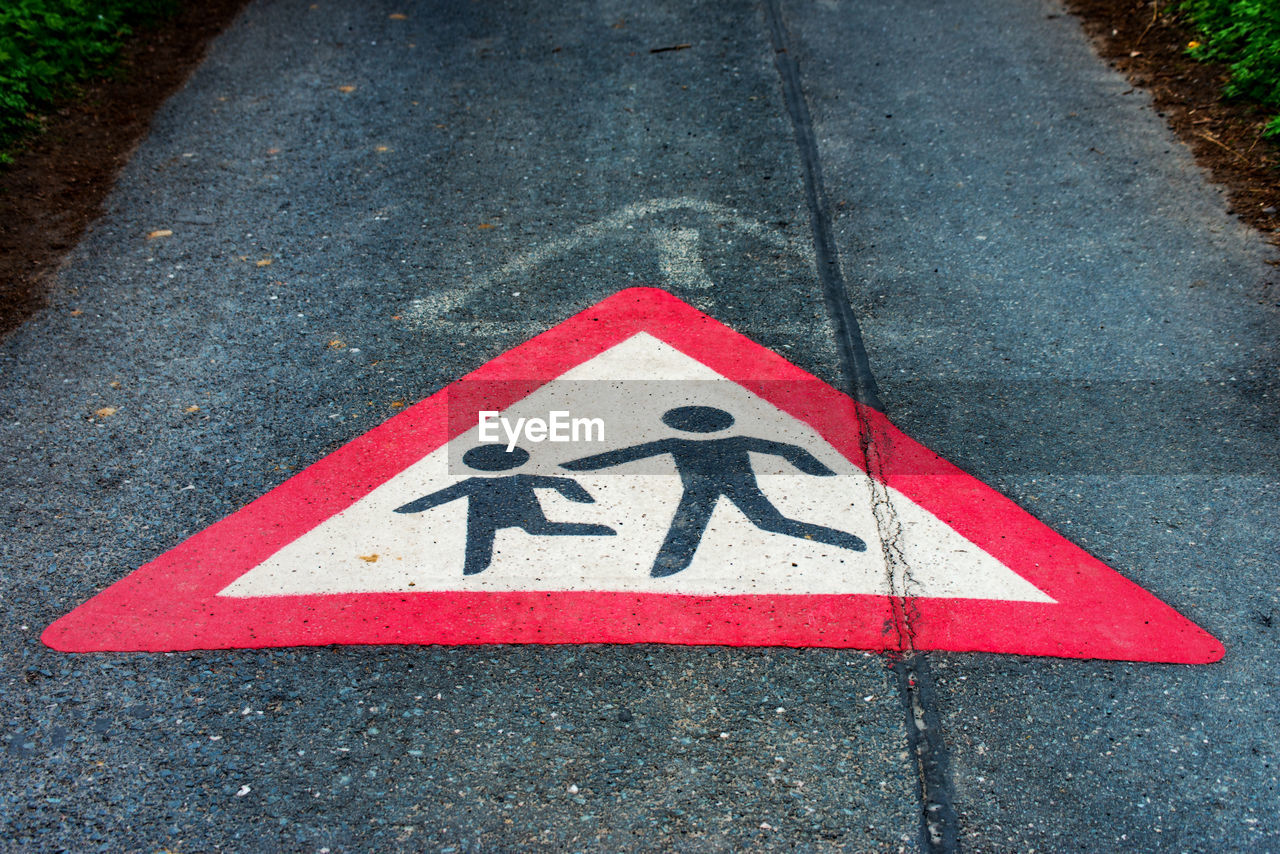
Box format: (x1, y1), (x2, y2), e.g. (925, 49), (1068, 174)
(404, 197), (812, 328)
(653, 227), (713, 289)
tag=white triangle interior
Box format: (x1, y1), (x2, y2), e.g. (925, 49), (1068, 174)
(221, 333), (1053, 602)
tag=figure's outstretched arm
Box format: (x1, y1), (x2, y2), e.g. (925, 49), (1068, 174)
(742, 438), (837, 476)
(560, 440), (673, 472)
(394, 480), (472, 514)
(527, 475), (598, 504)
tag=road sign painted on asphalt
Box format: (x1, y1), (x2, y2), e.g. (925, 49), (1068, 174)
(43, 288), (1223, 662)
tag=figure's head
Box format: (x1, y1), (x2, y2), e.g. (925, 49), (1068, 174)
(463, 444), (529, 471)
(661, 406), (734, 433)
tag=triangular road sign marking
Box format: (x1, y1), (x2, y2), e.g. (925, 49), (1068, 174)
(43, 288), (1224, 662)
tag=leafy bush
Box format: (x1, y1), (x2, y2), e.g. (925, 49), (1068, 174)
(1181, 0), (1280, 134)
(0, 0), (177, 160)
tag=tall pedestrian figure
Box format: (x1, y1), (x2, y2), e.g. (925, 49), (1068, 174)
(395, 444), (615, 576)
(562, 406), (865, 577)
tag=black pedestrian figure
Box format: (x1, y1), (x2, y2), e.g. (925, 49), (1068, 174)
(562, 406), (865, 577)
(395, 444), (615, 576)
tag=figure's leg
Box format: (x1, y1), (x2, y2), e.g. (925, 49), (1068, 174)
(731, 485), (866, 551)
(652, 488), (720, 577)
(463, 514), (499, 575)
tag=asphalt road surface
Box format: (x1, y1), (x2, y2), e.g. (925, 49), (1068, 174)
(2, 0), (1277, 850)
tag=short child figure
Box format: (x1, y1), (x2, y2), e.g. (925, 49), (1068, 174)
(394, 444), (615, 576)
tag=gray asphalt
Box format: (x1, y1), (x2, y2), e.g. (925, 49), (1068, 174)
(2, 0), (1277, 850)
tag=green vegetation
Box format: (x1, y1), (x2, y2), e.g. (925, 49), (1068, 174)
(1181, 0), (1280, 135)
(0, 0), (176, 161)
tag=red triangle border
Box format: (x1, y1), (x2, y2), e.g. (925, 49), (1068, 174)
(42, 287), (1224, 663)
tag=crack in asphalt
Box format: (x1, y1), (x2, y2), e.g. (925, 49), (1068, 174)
(763, 1), (960, 850)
